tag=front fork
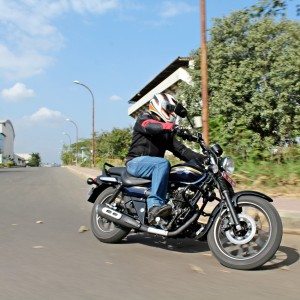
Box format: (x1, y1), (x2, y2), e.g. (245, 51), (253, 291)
(217, 177), (242, 230)
(222, 190), (242, 230)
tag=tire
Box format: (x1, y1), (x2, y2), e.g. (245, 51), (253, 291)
(207, 195), (283, 270)
(91, 187), (131, 243)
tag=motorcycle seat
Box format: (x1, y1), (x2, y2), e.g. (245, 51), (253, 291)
(108, 167), (125, 176)
(108, 167), (151, 186)
(121, 171), (151, 186)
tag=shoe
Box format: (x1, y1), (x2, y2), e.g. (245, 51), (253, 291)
(148, 204), (172, 225)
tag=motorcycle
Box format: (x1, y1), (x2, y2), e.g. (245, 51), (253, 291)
(86, 104), (282, 270)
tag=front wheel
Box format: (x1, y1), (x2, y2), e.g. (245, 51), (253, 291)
(91, 187), (131, 243)
(207, 195), (282, 270)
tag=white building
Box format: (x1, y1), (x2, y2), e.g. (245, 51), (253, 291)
(128, 56), (192, 118)
(15, 153), (31, 166)
(0, 119), (26, 166)
(0, 120), (15, 164)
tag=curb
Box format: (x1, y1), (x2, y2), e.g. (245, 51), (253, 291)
(63, 165), (101, 179)
(280, 211), (300, 235)
(283, 228), (300, 235)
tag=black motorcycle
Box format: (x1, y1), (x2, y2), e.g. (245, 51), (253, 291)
(86, 105), (282, 270)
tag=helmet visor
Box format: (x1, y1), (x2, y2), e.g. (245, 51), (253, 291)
(165, 103), (175, 113)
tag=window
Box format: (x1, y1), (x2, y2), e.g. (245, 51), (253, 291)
(0, 134), (4, 154)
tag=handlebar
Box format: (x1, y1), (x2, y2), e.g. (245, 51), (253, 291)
(175, 127), (208, 154)
(175, 128), (196, 141)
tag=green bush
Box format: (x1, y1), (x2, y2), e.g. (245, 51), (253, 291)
(233, 146), (300, 189)
(5, 160), (15, 168)
(96, 158), (124, 169)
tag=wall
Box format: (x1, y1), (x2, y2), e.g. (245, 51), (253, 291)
(0, 121), (15, 163)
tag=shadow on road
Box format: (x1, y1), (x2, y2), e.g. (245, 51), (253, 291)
(124, 233), (210, 253)
(124, 234), (299, 270)
(260, 246), (299, 270)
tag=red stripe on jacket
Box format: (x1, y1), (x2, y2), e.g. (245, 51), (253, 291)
(141, 119), (174, 131)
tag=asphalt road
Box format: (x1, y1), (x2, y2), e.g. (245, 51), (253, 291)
(0, 167), (299, 300)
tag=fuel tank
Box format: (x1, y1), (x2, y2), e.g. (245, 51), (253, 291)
(169, 164), (206, 184)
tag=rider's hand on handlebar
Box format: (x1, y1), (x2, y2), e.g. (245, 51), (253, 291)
(174, 127), (189, 137)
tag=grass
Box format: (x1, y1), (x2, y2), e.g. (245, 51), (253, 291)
(169, 152), (300, 196)
(233, 160), (300, 196)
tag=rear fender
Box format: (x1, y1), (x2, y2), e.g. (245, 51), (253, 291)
(232, 190), (273, 206)
(87, 184), (109, 203)
(87, 169), (121, 203)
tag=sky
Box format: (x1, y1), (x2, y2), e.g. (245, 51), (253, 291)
(0, 0), (298, 163)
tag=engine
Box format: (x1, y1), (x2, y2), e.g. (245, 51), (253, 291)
(157, 183), (199, 231)
(168, 185), (196, 209)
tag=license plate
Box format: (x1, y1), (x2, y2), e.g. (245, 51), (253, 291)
(222, 171), (236, 187)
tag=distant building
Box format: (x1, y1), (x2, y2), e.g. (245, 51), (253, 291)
(0, 120), (27, 166)
(16, 153), (31, 166)
(0, 120), (15, 164)
(128, 56), (193, 118)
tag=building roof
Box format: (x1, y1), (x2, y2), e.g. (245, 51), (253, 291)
(0, 119), (15, 138)
(15, 153), (32, 161)
(128, 56), (190, 104)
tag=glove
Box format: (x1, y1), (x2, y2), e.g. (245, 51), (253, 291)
(175, 128), (192, 139)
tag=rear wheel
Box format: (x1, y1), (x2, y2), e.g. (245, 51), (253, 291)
(91, 187), (130, 243)
(207, 195), (282, 270)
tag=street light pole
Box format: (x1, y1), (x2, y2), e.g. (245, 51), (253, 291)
(66, 118), (79, 166)
(62, 132), (72, 150)
(62, 132), (72, 165)
(73, 80), (95, 167)
(200, 0), (209, 145)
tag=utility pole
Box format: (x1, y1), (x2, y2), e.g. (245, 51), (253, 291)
(200, 0), (209, 145)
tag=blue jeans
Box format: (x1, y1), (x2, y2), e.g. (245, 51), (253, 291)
(126, 156), (170, 210)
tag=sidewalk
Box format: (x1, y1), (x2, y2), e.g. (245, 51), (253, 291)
(64, 165), (300, 235)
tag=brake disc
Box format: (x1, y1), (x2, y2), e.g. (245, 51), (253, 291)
(225, 213), (257, 245)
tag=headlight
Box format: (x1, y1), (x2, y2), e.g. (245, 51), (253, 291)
(221, 157), (234, 174)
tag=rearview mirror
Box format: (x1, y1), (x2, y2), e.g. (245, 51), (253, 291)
(175, 103), (187, 118)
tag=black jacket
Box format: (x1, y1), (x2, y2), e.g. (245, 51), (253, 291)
(126, 111), (204, 163)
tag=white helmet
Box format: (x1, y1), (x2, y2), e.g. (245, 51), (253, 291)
(149, 93), (177, 123)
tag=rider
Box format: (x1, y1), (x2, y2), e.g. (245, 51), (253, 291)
(125, 93), (205, 224)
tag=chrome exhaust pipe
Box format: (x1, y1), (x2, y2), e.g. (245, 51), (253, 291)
(97, 204), (199, 237)
(97, 204), (142, 230)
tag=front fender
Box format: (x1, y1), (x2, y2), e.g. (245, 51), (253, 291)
(232, 190), (273, 206)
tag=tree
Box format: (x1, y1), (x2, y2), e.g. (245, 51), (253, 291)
(95, 127), (132, 161)
(248, 0), (288, 17)
(178, 2), (300, 160)
(61, 128), (133, 167)
(28, 153), (41, 167)
(60, 145), (76, 165)
(209, 11), (299, 155)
